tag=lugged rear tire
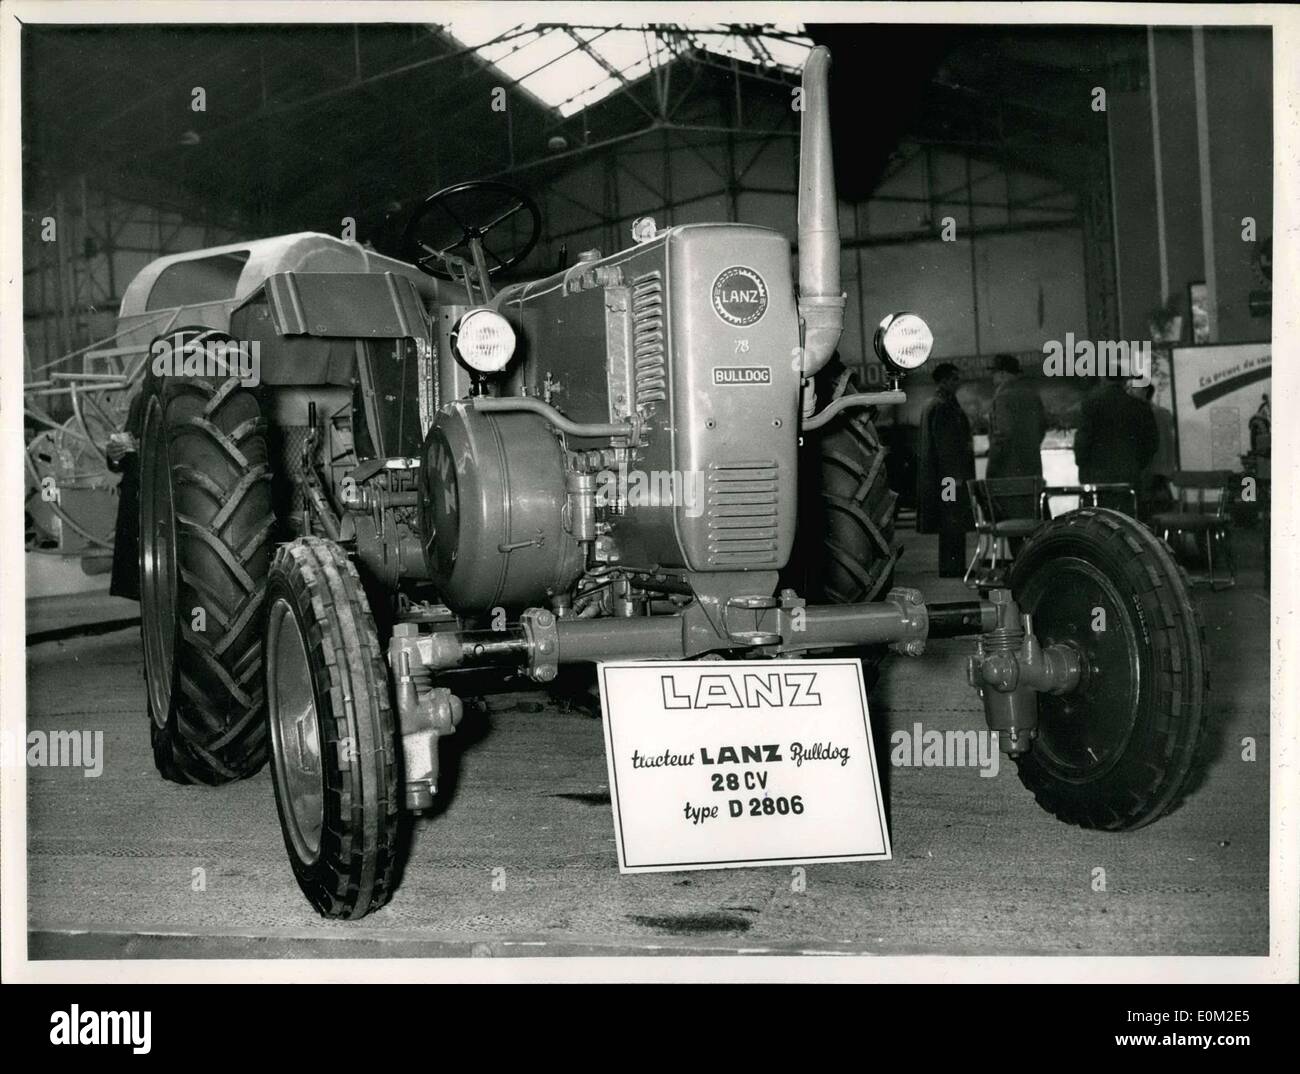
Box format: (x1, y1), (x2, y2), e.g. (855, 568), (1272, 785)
(1010, 507), (1210, 830)
(788, 361), (899, 685)
(265, 537), (401, 919)
(139, 328), (273, 784)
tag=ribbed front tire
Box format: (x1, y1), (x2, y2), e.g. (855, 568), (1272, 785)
(265, 537), (401, 919)
(1010, 508), (1211, 830)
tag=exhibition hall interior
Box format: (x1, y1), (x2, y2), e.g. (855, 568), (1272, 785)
(20, 18), (1272, 958)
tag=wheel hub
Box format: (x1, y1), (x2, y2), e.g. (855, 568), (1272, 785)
(267, 597), (325, 862)
(1017, 555), (1141, 778)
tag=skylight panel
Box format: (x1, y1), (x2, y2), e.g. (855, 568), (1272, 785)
(436, 22), (814, 116)
(520, 49), (612, 114)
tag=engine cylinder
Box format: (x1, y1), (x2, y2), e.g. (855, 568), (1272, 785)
(419, 404), (584, 614)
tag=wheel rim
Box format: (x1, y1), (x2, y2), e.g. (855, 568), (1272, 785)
(140, 397), (178, 726)
(267, 596), (325, 862)
(1017, 555), (1142, 779)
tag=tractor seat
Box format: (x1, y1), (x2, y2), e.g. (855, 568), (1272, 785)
(992, 519), (1044, 538)
(1150, 511), (1221, 532)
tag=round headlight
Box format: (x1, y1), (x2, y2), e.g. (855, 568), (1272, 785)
(452, 308), (517, 374)
(873, 312), (934, 374)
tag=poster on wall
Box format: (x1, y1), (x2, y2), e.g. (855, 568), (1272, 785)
(1168, 343), (1271, 471)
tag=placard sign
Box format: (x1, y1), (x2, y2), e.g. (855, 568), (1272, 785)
(1169, 343), (1271, 470)
(598, 660), (891, 872)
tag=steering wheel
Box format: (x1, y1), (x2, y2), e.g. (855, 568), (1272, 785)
(402, 180), (542, 282)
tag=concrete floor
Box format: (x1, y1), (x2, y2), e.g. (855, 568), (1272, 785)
(25, 528), (1270, 958)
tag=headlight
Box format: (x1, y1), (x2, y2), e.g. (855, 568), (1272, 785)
(873, 312), (933, 374)
(452, 308), (517, 374)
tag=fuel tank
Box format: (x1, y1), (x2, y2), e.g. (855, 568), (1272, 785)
(497, 223), (801, 573)
(419, 405), (583, 613)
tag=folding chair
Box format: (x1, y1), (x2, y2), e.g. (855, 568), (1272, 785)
(1151, 470), (1236, 589)
(964, 477), (1047, 589)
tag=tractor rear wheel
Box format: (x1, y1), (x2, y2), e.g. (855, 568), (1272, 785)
(265, 537), (401, 919)
(139, 328), (273, 784)
(788, 361), (899, 682)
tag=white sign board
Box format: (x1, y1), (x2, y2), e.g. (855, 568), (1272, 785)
(598, 660), (891, 873)
(1170, 343), (1271, 471)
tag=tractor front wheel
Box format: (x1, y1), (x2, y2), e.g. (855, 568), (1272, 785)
(1010, 507), (1210, 830)
(265, 537), (401, 919)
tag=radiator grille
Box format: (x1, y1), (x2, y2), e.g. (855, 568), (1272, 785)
(631, 271), (666, 410)
(706, 460), (780, 565)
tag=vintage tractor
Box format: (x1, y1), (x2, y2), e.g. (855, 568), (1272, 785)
(124, 47), (1208, 918)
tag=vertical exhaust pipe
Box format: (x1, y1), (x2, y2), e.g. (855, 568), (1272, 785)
(797, 45), (845, 377)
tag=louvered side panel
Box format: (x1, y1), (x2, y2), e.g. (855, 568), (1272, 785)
(706, 460), (780, 565)
(631, 271), (667, 412)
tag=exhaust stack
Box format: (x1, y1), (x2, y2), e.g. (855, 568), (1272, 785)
(796, 45), (845, 377)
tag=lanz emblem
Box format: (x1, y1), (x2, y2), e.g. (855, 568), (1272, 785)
(711, 265), (769, 326)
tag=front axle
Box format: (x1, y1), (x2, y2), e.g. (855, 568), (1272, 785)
(386, 586), (1087, 808)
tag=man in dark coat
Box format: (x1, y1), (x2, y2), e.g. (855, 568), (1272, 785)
(1074, 376), (1158, 513)
(987, 353), (1046, 479)
(916, 362), (975, 577)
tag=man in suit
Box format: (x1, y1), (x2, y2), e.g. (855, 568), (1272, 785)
(916, 362), (975, 577)
(1074, 375), (1158, 513)
(987, 353), (1046, 478)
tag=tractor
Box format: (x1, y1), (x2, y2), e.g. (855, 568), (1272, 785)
(121, 47), (1208, 918)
